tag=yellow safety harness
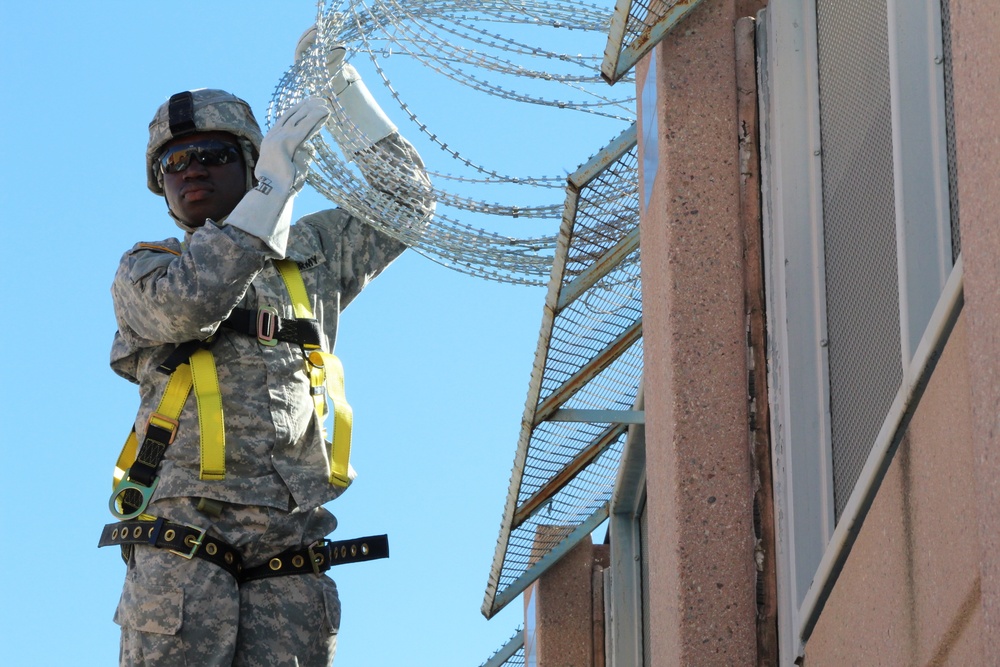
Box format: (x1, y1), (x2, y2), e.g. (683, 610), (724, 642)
(273, 260), (355, 488)
(109, 257), (353, 520)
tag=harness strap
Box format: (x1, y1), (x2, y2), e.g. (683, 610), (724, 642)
(275, 259), (316, 323)
(100, 517), (240, 574)
(220, 309), (323, 347)
(157, 339), (203, 374)
(276, 259), (354, 487)
(98, 518), (389, 582)
(191, 349), (225, 480)
(109, 258), (355, 521)
(110, 349), (224, 519)
(240, 532), (388, 582)
(309, 351), (354, 487)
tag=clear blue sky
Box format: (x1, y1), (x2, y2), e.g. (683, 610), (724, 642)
(0, 2), (626, 665)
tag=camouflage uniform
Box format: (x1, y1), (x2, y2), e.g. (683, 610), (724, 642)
(111, 136), (432, 667)
(115, 498), (340, 666)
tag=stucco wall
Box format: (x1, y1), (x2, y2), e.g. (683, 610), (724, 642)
(528, 538), (611, 667)
(948, 0), (1000, 659)
(804, 313), (984, 665)
(637, 0), (759, 664)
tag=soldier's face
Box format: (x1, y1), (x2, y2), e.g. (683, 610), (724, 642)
(161, 131), (248, 226)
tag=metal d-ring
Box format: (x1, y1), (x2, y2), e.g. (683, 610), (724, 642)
(108, 471), (159, 520)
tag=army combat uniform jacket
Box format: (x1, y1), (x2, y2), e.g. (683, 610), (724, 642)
(110, 136), (433, 515)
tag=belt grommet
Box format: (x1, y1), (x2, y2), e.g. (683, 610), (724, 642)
(184, 535), (197, 548)
(224, 553), (234, 565)
(133, 527), (143, 538)
(206, 543), (218, 556)
(361, 543), (369, 556)
(340, 546), (347, 558)
(111, 528), (119, 540)
(315, 554), (325, 566)
(164, 529), (176, 542)
(350, 545), (357, 557)
(269, 558), (283, 571)
(292, 555), (305, 568)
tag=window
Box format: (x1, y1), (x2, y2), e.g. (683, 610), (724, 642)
(757, 0), (956, 660)
(604, 394), (647, 667)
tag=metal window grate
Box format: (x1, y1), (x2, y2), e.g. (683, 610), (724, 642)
(815, 0), (903, 520)
(479, 629), (526, 667)
(602, 0), (705, 84)
(940, 0), (961, 260)
(483, 125), (642, 618)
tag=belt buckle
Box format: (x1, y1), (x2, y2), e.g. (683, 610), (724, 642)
(307, 539), (329, 575)
(257, 306), (279, 346)
(168, 523), (208, 559)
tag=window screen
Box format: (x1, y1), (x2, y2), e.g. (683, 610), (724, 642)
(815, 0), (903, 519)
(940, 0), (961, 260)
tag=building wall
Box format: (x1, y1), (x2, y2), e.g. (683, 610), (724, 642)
(526, 537), (610, 667)
(802, 1), (1000, 664)
(949, 1), (1000, 659)
(636, 1), (759, 664)
(528, 1), (999, 665)
(804, 314), (984, 665)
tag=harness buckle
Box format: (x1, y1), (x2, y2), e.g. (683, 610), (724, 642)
(257, 306), (280, 346)
(147, 412), (179, 445)
(168, 523), (208, 559)
(308, 540), (329, 575)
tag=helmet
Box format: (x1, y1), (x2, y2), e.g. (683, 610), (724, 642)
(146, 89), (263, 195)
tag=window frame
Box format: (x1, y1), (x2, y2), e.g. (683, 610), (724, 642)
(757, 0), (954, 661)
(605, 393), (647, 667)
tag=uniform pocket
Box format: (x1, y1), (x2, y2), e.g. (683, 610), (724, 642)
(114, 578), (184, 635)
(321, 579), (341, 635)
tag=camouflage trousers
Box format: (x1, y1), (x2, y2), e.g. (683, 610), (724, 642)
(114, 497), (341, 667)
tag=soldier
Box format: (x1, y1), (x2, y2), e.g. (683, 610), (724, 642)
(100, 29), (433, 667)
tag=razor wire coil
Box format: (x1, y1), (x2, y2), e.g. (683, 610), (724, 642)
(269, 0), (635, 285)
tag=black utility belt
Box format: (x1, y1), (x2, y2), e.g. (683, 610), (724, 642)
(99, 517), (388, 584)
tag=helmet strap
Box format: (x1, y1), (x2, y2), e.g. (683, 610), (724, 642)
(238, 137), (257, 193)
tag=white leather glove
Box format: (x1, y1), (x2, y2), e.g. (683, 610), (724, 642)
(225, 97), (330, 258)
(295, 25), (397, 159)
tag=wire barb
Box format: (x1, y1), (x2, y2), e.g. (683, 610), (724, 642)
(270, 0), (636, 285)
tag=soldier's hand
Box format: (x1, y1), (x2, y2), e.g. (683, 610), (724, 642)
(292, 25), (396, 158)
(295, 24), (350, 96)
(256, 97), (331, 195)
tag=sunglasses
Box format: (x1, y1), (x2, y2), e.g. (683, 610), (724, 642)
(159, 139), (243, 174)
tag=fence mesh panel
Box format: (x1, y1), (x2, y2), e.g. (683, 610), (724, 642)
(477, 629), (526, 667)
(484, 128), (642, 617)
(603, 0), (704, 82)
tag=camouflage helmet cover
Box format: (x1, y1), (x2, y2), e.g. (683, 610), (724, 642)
(146, 88), (264, 194)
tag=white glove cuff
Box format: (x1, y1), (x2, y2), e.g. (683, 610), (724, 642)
(224, 185), (295, 259)
(329, 66), (397, 157)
